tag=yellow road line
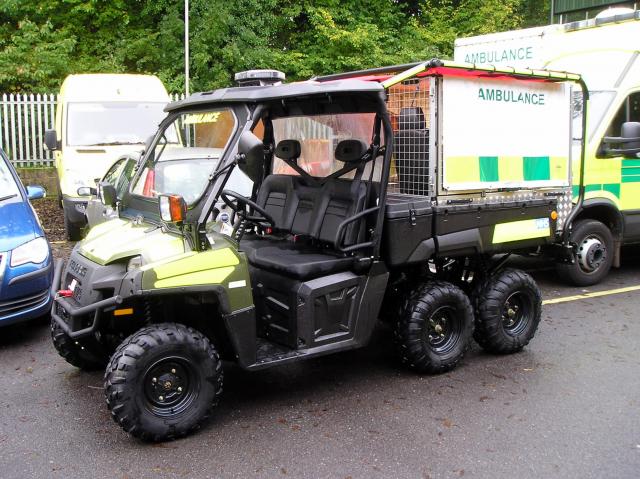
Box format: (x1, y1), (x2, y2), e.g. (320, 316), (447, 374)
(543, 284), (640, 305)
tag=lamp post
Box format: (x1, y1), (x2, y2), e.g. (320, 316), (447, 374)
(185, 0), (190, 96)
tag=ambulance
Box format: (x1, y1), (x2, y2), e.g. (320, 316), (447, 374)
(454, 8), (640, 285)
(44, 74), (170, 241)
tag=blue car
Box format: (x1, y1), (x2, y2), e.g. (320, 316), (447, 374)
(0, 148), (53, 326)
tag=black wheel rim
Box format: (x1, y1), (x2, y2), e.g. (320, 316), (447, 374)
(501, 291), (533, 336)
(425, 305), (461, 353)
(143, 356), (200, 417)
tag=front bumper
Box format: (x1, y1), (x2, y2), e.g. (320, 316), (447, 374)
(62, 196), (88, 225)
(50, 259), (123, 339)
(0, 256), (54, 326)
(0, 288), (52, 326)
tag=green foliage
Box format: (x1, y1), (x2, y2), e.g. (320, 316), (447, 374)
(0, 0), (551, 93)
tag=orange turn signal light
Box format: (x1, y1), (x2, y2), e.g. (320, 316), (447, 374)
(169, 195), (185, 222)
(159, 194), (186, 223)
(550, 210), (558, 221)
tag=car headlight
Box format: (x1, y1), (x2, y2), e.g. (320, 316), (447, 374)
(127, 255), (143, 272)
(11, 237), (49, 267)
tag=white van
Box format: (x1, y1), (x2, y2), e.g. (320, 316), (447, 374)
(44, 74), (171, 240)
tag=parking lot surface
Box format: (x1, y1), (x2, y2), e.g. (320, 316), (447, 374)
(1, 247), (639, 479)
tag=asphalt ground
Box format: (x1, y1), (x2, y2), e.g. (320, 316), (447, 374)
(0, 246), (639, 479)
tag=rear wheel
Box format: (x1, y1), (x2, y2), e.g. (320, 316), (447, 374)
(104, 323), (223, 442)
(474, 268), (541, 354)
(394, 281), (474, 374)
(51, 318), (108, 370)
(556, 219), (613, 286)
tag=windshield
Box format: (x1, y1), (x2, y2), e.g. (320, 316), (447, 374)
(131, 108), (237, 205)
(67, 102), (169, 146)
(572, 91), (616, 142)
(0, 155), (21, 199)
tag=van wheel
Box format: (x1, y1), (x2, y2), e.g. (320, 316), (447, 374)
(104, 323), (223, 442)
(474, 269), (541, 354)
(64, 211), (83, 241)
(394, 281), (473, 374)
(51, 319), (108, 370)
(556, 219), (613, 286)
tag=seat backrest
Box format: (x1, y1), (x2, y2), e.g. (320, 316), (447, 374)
(255, 139), (302, 230)
(256, 138), (369, 246)
(317, 178), (366, 245)
(256, 175), (297, 230)
(395, 107), (429, 195)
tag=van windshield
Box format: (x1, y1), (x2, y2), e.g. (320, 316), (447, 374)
(571, 91), (616, 142)
(67, 102), (170, 146)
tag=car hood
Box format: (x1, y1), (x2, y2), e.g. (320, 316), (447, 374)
(78, 218), (186, 266)
(0, 199), (38, 252)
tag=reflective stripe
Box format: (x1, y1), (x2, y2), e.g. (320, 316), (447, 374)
(492, 218), (550, 244)
(444, 155), (568, 186)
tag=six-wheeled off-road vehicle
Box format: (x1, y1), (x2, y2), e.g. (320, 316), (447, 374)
(51, 60), (585, 441)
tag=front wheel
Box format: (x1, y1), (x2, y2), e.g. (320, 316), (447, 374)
(104, 323), (223, 442)
(474, 269), (541, 354)
(556, 219), (614, 286)
(51, 318), (108, 371)
(394, 281), (474, 374)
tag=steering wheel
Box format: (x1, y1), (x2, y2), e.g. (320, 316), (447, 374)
(220, 189), (275, 228)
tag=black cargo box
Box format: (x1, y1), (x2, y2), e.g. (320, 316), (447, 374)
(383, 193), (433, 266)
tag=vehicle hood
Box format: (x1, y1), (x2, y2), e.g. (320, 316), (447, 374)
(60, 146), (143, 197)
(0, 199), (38, 252)
(78, 218), (186, 266)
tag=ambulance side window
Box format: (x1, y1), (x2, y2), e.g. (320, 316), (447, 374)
(606, 92), (640, 137)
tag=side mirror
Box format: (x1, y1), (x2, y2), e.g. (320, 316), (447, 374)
(602, 121), (640, 158)
(621, 122), (640, 158)
(99, 182), (117, 207)
(77, 186), (97, 197)
(26, 185), (46, 200)
(159, 194), (186, 224)
(44, 130), (59, 151)
(237, 131), (264, 182)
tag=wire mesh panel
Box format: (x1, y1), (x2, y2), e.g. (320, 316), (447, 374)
(386, 77), (431, 196)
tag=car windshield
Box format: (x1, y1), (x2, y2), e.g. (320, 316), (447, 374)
(131, 108), (237, 205)
(0, 155), (21, 200)
(67, 102), (170, 146)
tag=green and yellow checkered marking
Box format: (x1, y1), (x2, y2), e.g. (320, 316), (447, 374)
(445, 155), (568, 185)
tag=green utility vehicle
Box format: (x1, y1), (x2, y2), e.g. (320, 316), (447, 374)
(51, 61), (583, 441)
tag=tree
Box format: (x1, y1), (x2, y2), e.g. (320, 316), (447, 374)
(0, 0), (553, 93)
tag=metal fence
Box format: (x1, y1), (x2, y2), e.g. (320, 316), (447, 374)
(0, 93), (184, 168)
(1, 94), (57, 167)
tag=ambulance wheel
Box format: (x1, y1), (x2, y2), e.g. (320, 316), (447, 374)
(474, 269), (541, 354)
(556, 219), (613, 286)
(394, 281), (474, 374)
(104, 323), (223, 442)
(51, 318), (108, 371)
(64, 211), (83, 241)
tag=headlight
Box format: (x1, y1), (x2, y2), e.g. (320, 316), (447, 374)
(64, 173), (88, 195)
(127, 255), (143, 272)
(11, 237), (49, 267)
